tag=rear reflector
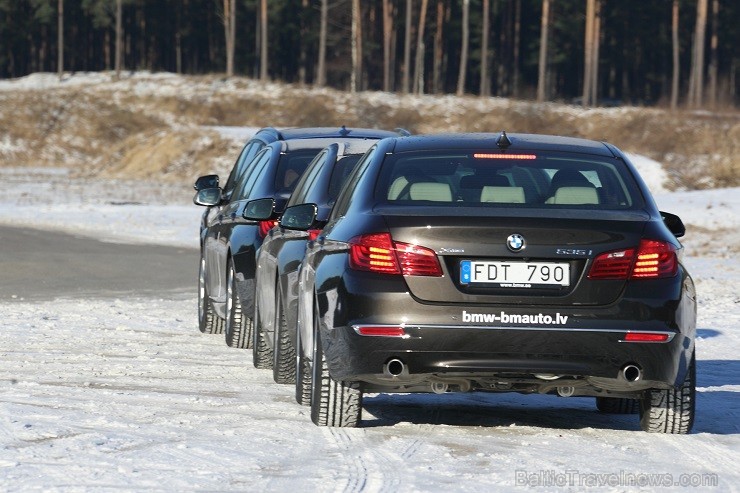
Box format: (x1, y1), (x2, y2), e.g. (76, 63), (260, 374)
(348, 233), (442, 277)
(622, 332), (672, 343)
(355, 326), (407, 337)
(473, 153), (536, 160)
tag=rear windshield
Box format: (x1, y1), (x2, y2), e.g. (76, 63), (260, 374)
(376, 150), (642, 209)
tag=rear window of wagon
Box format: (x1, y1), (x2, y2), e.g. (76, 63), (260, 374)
(375, 150), (645, 210)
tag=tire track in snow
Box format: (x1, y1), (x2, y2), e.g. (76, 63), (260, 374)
(323, 427), (403, 493)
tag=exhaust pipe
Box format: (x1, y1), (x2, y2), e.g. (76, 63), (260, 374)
(557, 386), (575, 397)
(431, 382), (448, 394)
(384, 358), (406, 377)
(621, 364), (642, 383)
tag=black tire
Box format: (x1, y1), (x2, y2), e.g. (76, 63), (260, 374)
(198, 256), (223, 334)
(310, 324), (362, 427)
(295, 322), (312, 406)
(639, 352), (696, 434)
(272, 290), (297, 384)
(596, 397), (639, 414)
(224, 257), (253, 348)
(252, 293), (273, 369)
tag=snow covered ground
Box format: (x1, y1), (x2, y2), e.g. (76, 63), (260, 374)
(0, 162), (738, 491)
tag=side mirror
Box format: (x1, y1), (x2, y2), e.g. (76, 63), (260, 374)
(243, 198), (275, 220)
(193, 188), (222, 206)
(661, 211), (685, 238)
(280, 203), (318, 231)
(194, 174), (219, 191)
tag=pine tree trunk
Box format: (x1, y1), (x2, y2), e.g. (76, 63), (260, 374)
(480, 0), (490, 96)
(115, 0), (122, 79)
(671, 0), (680, 110)
(382, 0), (393, 92)
(708, 0), (719, 108)
(413, 0), (429, 94)
(536, 0), (550, 102)
(433, 0), (444, 94)
(317, 0), (327, 86)
(403, 0), (412, 94)
(583, 0), (595, 106)
(57, 0), (63, 80)
(223, 0), (235, 77)
(351, 0), (361, 92)
(260, 0), (268, 81)
(591, 0), (601, 105)
(299, 0), (308, 85)
(456, 0), (469, 96)
(689, 0), (708, 107)
(513, 0), (521, 97)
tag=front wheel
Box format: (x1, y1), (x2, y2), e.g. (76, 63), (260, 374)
(252, 292), (273, 369)
(639, 352), (696, 434)
(310, 322), (362, 427)
(295, 324), (312, 406)
(198, 256), (223, 334)
(224, 257), (252, 348)
(273, 291), (297, 384)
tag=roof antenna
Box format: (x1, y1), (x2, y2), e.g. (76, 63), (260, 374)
(339, 125), (351, 136)
(497, 131), (512, 149)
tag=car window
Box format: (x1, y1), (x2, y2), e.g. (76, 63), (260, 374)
(288, 150), (328, 207)
(376, 150), (641, 209)
(233, 148), (271, 201)
(327, 154), (363, 202)
(224, 141), (265, 194)
(274, 150), (320, 193)
(331, 146), (378, 220)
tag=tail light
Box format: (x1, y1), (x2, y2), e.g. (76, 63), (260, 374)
(631, 240), (678, 278)
(348, 233), (442, 277)
(258, 219), (278, 238)
(307, 229), (321, 241)
(588, 239), (677, 280)
(588, 248), (635, 279)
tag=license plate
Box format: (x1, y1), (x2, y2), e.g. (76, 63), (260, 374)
(460, 260), (570, 288)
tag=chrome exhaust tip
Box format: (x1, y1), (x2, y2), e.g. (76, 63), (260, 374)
(431, 382), (448, 394)
(621, 364), (642, 383)
(557, 386), (576, 397)
(384, 358), (406, 377)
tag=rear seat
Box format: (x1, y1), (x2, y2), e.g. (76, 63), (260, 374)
(481, 186), (526, 204)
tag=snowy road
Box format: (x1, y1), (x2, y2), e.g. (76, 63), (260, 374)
(0, 168), (738, 491)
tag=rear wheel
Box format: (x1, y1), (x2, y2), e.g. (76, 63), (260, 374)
(639, 352), (696, 434)
(224, 257), (253, 348)
(272, 290), (296, 384)
(310, 322), (362, 427)
(198, 256), (223, 334)
(252, 293), (273, 369)
(596, 397), (639, 414)
(295, 322), (312, 406)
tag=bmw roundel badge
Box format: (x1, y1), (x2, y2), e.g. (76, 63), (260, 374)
(507, 233), (525, 252)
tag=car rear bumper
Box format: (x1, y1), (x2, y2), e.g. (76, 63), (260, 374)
(316, 272), (696, 393)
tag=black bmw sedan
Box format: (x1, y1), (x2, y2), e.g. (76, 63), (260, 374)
(193, 129), (400, 352)
(248, 140), (379, 388)
(282, 132), (696, 433)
